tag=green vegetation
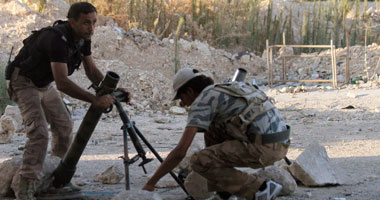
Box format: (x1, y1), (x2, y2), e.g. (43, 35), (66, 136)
(0, 63), (11, 114)
(61, 0), (380, 53)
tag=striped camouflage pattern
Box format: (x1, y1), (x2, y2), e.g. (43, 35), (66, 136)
(187, 82), (287, 142)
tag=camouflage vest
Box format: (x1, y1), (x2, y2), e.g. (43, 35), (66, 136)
(209, 82), (276, 142)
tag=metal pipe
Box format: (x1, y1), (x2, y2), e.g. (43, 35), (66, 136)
(231, 68), (247, 82)
(52, 71), (120, 188)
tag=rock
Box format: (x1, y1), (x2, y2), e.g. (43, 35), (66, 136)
(0, 157), (22, 197)
(180, 39), (192, 52)
(95, 165), (124, 184)
(1, 156), (60, 198)
(192, 40), (211, 57)
(43, 0), (69, 19)
(3, 0), (32, 16)
(279, 87), (290, 93)
(347, 92), (358, 98)
(240, 54), (251, 64)
(4, 105), (22, 131)
(154, 118), (169, 124)
(0, 115), (17, 144)
(112, 190), (163, 200)
(254, 166), (297, 196)
(184, 171), (213, 200)
(169, 106), (187, 115)
(288, 141), (344, 186)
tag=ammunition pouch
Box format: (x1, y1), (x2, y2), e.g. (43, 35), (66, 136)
(247, 125), (290, 144)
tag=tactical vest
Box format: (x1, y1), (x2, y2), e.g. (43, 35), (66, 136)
(208, 82), (289, 144)
(7, 20), (84, 87)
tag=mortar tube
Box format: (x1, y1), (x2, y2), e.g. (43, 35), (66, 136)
(231, 68), (247, 82)
(52, 71), (120, 188)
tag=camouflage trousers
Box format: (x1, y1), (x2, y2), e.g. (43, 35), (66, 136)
(8, 68), (73, 180)
(190, 128), (289, 200)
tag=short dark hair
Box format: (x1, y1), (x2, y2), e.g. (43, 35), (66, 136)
(177, 73), (214, 96)
(67, 2), (97, 20)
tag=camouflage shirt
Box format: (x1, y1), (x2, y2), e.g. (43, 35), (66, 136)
(187, 85), (287, 138)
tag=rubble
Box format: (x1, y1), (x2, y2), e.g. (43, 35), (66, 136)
(169, 106), (187, 115)
(0, 115), (17, 144)
(0, 156), (60, 198)
(288, 141), (344, 186)
(95, 165), (124, 184)
(254, 166), (297, 196)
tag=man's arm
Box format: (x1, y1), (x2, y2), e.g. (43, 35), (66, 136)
(142, 127), (198, 191)
(82, 55), (104, 86)
(51, 62), (114, 108)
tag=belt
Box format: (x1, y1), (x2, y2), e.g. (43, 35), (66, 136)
(248, 125), (290, 144)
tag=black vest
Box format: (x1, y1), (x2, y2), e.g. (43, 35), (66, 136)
(11, 20), (84, 87)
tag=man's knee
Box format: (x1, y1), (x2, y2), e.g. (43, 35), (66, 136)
(24, 117), (49, 141)
(190, 149), (216, 173)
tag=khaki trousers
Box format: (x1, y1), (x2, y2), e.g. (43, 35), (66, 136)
(190, 127), (289, 200)
(8, 69), (73, 180)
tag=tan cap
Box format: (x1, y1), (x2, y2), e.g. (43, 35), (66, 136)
(172, 68), (204, 100)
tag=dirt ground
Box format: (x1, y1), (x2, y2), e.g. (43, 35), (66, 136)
(1, 82), (380, 200)
(1, 0), (380, 199)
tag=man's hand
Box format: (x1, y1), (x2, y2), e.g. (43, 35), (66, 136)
(116, 88), (131, 103)
(92, 94), (115, 108)
(142, 184), (155, 191)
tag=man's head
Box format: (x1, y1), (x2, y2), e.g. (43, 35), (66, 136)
(67, 2), (97, 41)
(173, 68), (214, 106)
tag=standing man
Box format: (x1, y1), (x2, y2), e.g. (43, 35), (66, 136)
(6, 2), (128, 200)
(143, 68), (290, 200)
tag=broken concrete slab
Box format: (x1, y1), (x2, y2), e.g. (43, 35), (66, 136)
(184, 171), (213, 200)
(0, 156), (60, 198)
(95, 165), (124, 184)
(288, 141), (344, 186)
(254, 166), (297, 196)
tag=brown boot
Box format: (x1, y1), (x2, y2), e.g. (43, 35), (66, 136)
(16, 177), (37, 200)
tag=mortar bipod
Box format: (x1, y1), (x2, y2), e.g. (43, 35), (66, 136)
(111, 92), (190, 197)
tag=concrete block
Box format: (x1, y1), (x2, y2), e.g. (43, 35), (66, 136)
(288, 141), (343, 186)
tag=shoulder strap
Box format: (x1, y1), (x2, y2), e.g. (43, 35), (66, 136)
(212, 82), (275, 122)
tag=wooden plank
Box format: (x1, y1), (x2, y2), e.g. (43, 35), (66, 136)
(274, 79), (334, 83)
(270, 45), (331, 48)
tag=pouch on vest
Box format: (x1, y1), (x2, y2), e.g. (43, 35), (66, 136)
(209, 82), (274, 142)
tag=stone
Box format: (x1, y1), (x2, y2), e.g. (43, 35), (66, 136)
(192, 40), (211, 57)
(112, 190), (163, 200)
(4, 105), (22, 131)
(0, 156), (60, 198)
(0, 157), (22, 197)
(169, 106), (187, 115)
(0, 115), (16, 144)
(95, 165), (124, 184)
(279, 87), (290, 93)
(180, 39), (192, 52)
(254, 166), (297, 196)
(288, 141), (344, 186)
(184, 171), (213, 200)
(240, 54), (251, 64)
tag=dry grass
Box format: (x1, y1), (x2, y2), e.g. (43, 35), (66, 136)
(62, 0), (380, 53)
